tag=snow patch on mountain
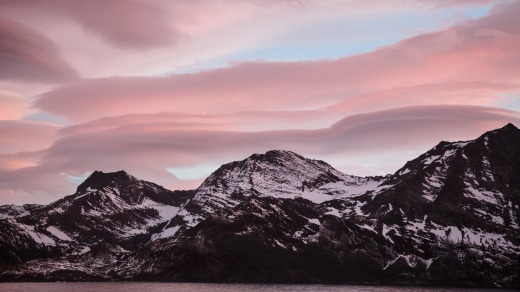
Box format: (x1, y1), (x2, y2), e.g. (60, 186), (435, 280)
(46, 226), (72, 242)
(157, 225), (181, 239)
(141, 198), (180, 221)
(325, 207), (341, 217)
(464, 184), (503, 205)
(12, 220), (55, 246)
(423, 155), (441, 165)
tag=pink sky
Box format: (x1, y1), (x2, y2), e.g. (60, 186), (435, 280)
(0, 0), (519, 204)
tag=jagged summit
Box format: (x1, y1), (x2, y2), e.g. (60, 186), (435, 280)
(394, 123), (520, 175)
(217, 149), (341, 174)
(76, 170), (135, 193)
(503, 122), (518, 129)
(475, 122), (520, 146)
(484, 122), (518, 134)
(248, 149), (304, 161)
(197, 149), (351, 198)
(86, 170), (134, 182)
(70, 170), (191, 206)
(247, 150), (339, 171)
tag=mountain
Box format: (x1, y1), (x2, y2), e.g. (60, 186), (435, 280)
(0, 170), (193, 267)
(0, 124), (518, 287)
(157, 150), (385, 233)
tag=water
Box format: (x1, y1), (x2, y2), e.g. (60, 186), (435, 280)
(0, 283), (514, 292)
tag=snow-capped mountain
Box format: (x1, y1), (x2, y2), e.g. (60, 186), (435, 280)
(155, 150), (385, 237)
(0, 170), (193, 266)
(0, 124), (519, 287)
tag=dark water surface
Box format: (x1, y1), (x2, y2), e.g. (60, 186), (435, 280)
(0, 283), (514, 292)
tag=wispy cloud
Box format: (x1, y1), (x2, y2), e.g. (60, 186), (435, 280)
(2, 105), (518, 204)
(36, 1), (520, 122)
(0, 17), (79, 83)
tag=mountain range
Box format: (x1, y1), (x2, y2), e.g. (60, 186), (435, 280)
(0, 124), (519, 287)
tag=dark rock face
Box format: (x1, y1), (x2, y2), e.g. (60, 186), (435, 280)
(0, 124), (519, 287)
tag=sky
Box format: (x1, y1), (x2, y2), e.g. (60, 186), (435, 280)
(1, 0), (520, 204)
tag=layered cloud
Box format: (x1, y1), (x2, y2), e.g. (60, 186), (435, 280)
(36, 1), (520, 122)
(0, 151), (45, 171)
(0, 17), (78, 83)
(0, 0), (179, 49)
(44, 105), (519, 171)
(2, 105), (518, 204)
(0, 121), (60, 153)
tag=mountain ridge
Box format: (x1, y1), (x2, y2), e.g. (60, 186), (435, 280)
(0, 123), (519, 287)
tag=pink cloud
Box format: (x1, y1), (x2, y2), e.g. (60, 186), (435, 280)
(36, 63), (350, 122)
(47, 105), (519, 169)
(0, 0), (179, 50)
(52, 80), (519, 139)
(0, 121), (61, 153)
(328, 81), (518, 115)
(0, 151), (44, 171)
(0, 17), (79, 83)
(323, 105), (520, 154)
(0, 90), (31, 119)
(56, 109), (333, 137)
(0, 168), (71, 205)
(35, 1), (520, 122)
(2, 105), (517, 204)
(406, 0), (496, 8)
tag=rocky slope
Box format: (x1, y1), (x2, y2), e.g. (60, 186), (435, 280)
(0, 124), (519, 287)
(0, 171), (193, 267)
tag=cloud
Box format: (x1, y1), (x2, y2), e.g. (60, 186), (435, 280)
(36, 63), (353, 122)
(0, 120), (61, 153)
(324, 105), (520, 154)
(35, 1), (520, 122)
(328, 81), (518, 115)
(2, 105), (517, 204)
(0, 90), (31, 119)
(0, 0), (180, 50)
(56, 110), (334, 138)
(0, 17), (79, 83)
(0, 168), (71, 205)
(44, 105), (520, 170)
(406, 0), (496, 8)
(0, 151), (44, 171)
(0, 0), (500, 82)
(50, 80), (519, 138)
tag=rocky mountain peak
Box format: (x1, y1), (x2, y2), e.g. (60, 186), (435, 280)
(368, 123), (520, 231)
(247, 149), (338, 173)
(483, 122), (519, 136)
(392, 123), (520, 178)
(243, 150), (327, 170)
(249, 149), (303, 162)
(76, 170), (135, 193)
(474, 122), (520, 148)
(197, 149), (348, 196)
